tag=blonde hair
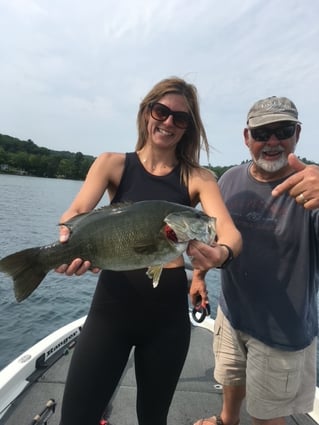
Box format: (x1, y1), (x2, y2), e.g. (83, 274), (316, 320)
(135, 76), (209, 185)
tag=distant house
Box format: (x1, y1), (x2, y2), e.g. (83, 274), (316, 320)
(0, 164), (27, 175)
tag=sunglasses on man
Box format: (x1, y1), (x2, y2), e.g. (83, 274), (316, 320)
(150, 103), (191, 129)
(250, 124), (296, 142)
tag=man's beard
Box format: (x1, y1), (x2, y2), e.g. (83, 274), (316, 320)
(251, 148), (289, 173)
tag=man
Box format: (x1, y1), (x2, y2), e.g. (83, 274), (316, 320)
(189, 96), (319, 425)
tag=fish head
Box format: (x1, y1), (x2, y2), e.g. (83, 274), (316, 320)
(164, 209), (216, 245)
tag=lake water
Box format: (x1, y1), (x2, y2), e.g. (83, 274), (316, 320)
(0, 174), (222, 372)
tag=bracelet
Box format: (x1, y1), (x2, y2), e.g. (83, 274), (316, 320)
(216, 244), (234, 269)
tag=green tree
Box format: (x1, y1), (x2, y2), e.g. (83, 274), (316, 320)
(13, 151), (29, 171)
(57, 158), (76, 179)
(0, 147), (8, 165)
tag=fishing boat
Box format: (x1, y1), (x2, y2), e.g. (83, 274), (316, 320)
(0, 308), (319, 425)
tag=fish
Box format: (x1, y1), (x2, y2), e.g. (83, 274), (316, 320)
(0, 200), (216, 302)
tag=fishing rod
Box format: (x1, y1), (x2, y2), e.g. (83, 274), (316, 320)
(28, 399), (56, 425)
(185, 262), (211, 323)
(27, 399), (111, 424)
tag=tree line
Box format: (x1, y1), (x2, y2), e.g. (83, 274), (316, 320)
(0, 134), (95, 180)
(0, 133), (317, 181)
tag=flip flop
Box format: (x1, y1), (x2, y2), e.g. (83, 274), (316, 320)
(193, 415), (224, 425)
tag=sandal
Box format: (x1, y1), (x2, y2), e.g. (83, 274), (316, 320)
(193, 415), (224, 425)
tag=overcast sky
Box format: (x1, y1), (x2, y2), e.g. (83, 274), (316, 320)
(0, 0), (318, 166)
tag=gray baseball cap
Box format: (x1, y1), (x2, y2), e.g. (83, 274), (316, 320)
(247, 96), (301, 128)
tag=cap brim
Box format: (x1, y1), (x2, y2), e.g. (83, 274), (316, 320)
(248, 114), (301, 128)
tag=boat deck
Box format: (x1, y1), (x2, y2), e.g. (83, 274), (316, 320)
(0, 320), (317, 425)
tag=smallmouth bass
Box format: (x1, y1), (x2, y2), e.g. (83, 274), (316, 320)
(0, 200), (216, 302)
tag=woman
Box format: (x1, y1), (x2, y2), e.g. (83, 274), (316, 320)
(56, 76), (242, 425)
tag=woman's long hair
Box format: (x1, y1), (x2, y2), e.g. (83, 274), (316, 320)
(135, 76), (210, 185)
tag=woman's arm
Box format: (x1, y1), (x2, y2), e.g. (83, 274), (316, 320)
(55, 152), (125, 275)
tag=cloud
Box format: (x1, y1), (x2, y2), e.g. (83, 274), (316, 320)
(0, 0), (318, 165)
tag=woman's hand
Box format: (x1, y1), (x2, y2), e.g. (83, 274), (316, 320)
(55, 225), (100, 276)
(187, 241), (228, 270)
(189, 270), (209, 307)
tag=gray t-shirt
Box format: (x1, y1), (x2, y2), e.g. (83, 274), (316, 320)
(219, 162), (319, 350)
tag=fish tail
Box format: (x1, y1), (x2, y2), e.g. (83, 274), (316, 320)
(0, 247), (48, 302)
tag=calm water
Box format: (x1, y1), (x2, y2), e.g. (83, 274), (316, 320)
(0, 174), (222, 372)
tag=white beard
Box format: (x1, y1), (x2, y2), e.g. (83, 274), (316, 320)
(253, 154), (288, 173)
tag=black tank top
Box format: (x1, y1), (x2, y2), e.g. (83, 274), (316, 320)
(111, 152), (191, 206)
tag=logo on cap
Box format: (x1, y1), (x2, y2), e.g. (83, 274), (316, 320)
(247, 96), (300, 128)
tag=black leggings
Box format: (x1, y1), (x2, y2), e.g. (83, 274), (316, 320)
(60, 268), (191, 425)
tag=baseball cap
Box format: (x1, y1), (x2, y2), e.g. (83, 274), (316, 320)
(247, 96), (301, 128)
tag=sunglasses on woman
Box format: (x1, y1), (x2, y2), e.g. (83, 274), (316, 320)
(250, 124), (296, 142)
(150, 103), (191, 129)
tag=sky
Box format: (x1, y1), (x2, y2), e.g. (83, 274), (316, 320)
(0, 0), (318, 166)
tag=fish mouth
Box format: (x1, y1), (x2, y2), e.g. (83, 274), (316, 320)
(164, 213), (216, 245)
(163, 224), (179, 243)
(163, 223), (190, 248)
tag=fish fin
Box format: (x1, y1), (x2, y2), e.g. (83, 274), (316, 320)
(0, 248), (48, 302)
(90, 203), (133, 217)
(96, 202), (133, 211)
(60, 203), (134, 229)
(146, 265), (163, 288)
(59, 211), (91, 230)
(133, 241), (159, 255)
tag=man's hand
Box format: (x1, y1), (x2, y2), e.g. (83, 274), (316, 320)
(272, 154), (319, 209)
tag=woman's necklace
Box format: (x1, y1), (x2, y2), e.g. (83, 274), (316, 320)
(141, 158), (176, 172)
(137, 151), (177, 172)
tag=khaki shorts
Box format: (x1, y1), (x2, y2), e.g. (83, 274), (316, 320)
(213, 306), (317, 419)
